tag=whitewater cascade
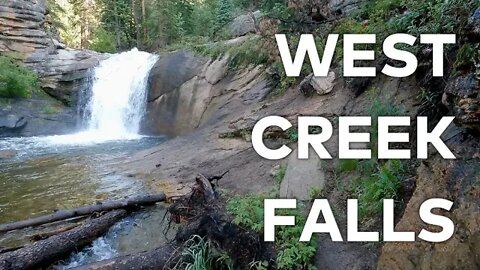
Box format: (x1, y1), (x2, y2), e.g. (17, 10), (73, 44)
(83, 49), (158, 139)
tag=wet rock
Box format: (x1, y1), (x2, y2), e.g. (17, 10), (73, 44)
(280, 148), (325, 200)
(298, 74), (316, 96)
(25, 49), (106, 106)
(229, 11), (262, 37)
(0, 113), (27, 136)
(443, 74), (480, 132)
(0, 95), (76, 137)
(0, 150), (17, 159)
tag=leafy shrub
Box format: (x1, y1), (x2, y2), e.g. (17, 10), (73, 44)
(353, 160), (404, 217)
(308, 186), (323, 200)
(338, 159), (359, 173)
(274, 165), (287, 185)
(88, 26), (117, 53)
(227, 195), (317, 269)
(176, 235), (233, 270)
(0, 56), (37, 98)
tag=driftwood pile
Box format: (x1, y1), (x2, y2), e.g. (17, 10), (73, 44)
(0, 193), (166, 270)
(0, 172), (269, 270)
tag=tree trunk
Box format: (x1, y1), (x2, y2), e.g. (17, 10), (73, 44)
(0, 210), (127, 270)
(113, 0), (122, 49)
(141, 0), (147, 43)
(131, 0), (141, 48)
(0, 193), (166, 233)
(72, 245), (178, 270)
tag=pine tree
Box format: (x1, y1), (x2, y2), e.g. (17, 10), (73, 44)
(214, 0), (233, 34)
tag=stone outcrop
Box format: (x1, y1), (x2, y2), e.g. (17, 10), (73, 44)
(0, 94), (77, 137)
(144, 49), (272, 136)
(0, 0), (106, 106)
(25, 49), (106, 106)
(298, 72), (337, 96)
(443, 74), (480, 132)
(0, 0), (50, 57)
(280, 148), (325, 200)
(378, 130), (480, 270)
(229, 11), (262, 37)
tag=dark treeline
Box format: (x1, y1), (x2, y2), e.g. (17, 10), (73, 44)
(45, 0), (284, 53)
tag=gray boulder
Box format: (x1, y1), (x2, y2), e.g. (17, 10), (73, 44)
(328, 0), (366, 16)
(0, 114), (27, 136)
(229, 11), (262, 37)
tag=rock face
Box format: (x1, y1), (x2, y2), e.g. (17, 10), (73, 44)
(443, 74), (480, 132)
(0, 113), (27, 136)
(280, 148), (325, 200)
(0, 0), (50, 57)
(0, 94), (77, 137)
(378, 130), (480, 270)
(144, 48), (272, 136)
(0, 0), (106, 107)
(25, 49), (106, 106)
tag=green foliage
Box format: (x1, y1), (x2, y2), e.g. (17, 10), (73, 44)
(176, 235), (233, 270)
(308, 186), (323, 200)
(43, 106), (61, 115)
(214, 0), (234, 34)
(192, 36), (270, 71)
(353, 160), (404, 217)
(0, 56), (37, 98)
(227, 195), (317, 269)
(249, 260), (269, 270)
(274, 165), (287, 185)
(338, 160), (359, 173)
(286, 127), (298, 142)
(368, 88), (403, 152)
(88, 26), (117, 53)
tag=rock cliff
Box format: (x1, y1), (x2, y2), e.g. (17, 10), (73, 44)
(144, 47), (272, 136)
(0, 0), (105, 107)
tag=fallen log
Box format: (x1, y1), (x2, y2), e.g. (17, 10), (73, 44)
(72, 245), (178, 270)
(0, 193), (166, 233)
(28, 223), (81, 241)
(195, 174), (215, 201)
(0, 210), (126, 270)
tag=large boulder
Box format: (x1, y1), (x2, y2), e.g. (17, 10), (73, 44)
(229, 11), (262, 37)
(0, 113), (27, 136)
(144, 47), (271, 136)
(465, 8), (480, 42)
(25, 49), (107, 106)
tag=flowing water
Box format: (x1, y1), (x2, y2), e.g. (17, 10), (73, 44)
(0, 49), (172, 268)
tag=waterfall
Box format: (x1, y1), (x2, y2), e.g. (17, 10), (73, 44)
(35, 49), (158, 145)
(84, 49), (158, 138)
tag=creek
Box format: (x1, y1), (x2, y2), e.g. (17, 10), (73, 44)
(0, 49), (173, 268)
